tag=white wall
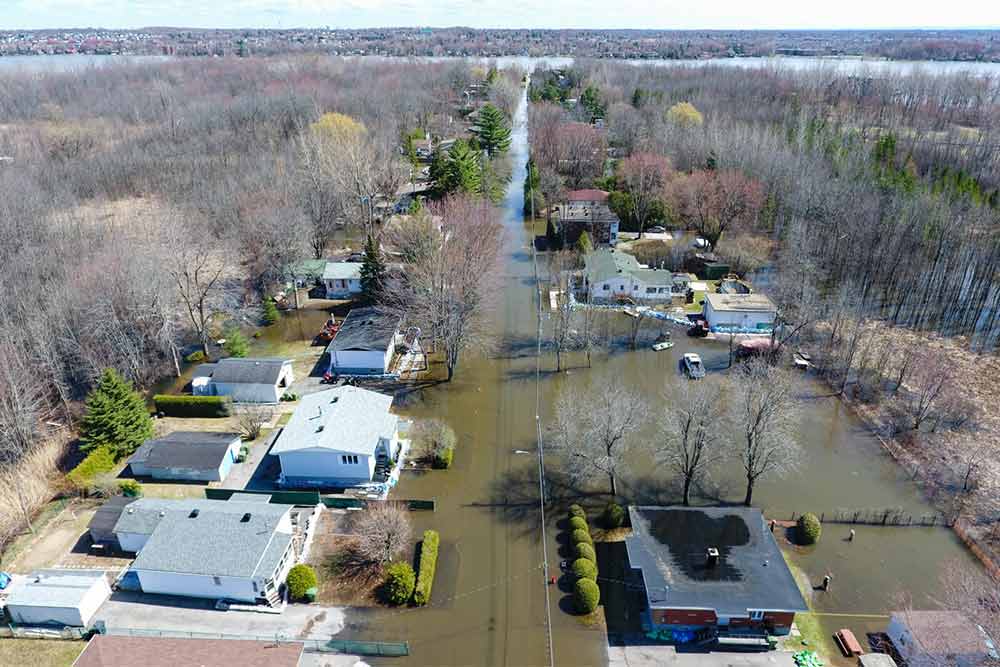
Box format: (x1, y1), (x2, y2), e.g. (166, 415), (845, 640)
(590, 277), (673, 301)
(279, 449), (374, 486)
(325, 278), (362, 298)
(6, 578), (110, 627)
(212, 381), (280, 403)
(704, 302), (775, 330)
(135, 569), (258, 603)
(330, 349), (389, 374)
(117, 532), (150, 553)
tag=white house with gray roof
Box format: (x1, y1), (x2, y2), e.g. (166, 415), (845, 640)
(113, 498), (296, 604)
(583, 249), (674, 302)
(272, 386), (403, 488)
(192, 357), (293, 403)
(322, 261), (363, 299)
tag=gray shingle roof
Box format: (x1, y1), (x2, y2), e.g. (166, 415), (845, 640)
(5, 570), (108, 608)
(205, 358), (291, 385)
(584, 249), (672, 286)
(112, 498), (288, 537)
(325, 307), (399, 353)
(322, 262), (362, 281)
(130, 505), (292, 579)
(271, 386), (397, 456)
(625, 506), (808, 617)
(127, 432), (240, 473)
(88, 496), (138, 540)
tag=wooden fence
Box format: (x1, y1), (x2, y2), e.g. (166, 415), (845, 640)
(782, 508), (954, 527)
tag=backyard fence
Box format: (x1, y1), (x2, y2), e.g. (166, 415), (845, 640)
(204, 488), (434, 511)
(96, 625), (409, 657)
(321, 497), (435, 511)
(782, 508), (954, 527)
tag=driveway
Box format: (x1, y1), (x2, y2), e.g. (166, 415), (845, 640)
(96, 592), (346, 640)
(225, 427), (281, 490)
(608, 645), (798, 667)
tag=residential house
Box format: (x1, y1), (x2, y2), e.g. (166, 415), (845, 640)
(702, 292), (777, 333)
(114, 498), (299, 604)
(322, 261), (363, 299)
(272, 386), (403, 489)
(556, 189), (620, 246)
(887, 611), (998, 667)
(73, 635), (304, 667)
(3, 569), (112, 628)
(326, 307), (410, 376)
(583, 249), (674, 302)
(126, 432), (242, 482)
(625, 506), (807, 637)
(192, 357), (294, 403)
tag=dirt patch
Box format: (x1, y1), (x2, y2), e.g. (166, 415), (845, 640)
(307, 511), (391, 607)
(3, 499), (127, 573)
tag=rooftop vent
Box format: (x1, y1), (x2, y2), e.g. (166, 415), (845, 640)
(316, 425), (325, 433)
(706, 547), (720, 568)
(159, 511), (166, 518)
(189, 509), (200, 519)
(330, 396), (339, 404)
(241, 513), (252, 523)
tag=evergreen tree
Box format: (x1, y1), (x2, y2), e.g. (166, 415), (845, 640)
(546, 219), (564, 251)
(223, 328), (249, 358)
(360, 233), (386, 302)
(580, 85), (606, 120)
(576, 230), (594, 254)
(261, 297), (279, 325)
(475, 103), (512, 158)
(429, 146), (452, 196)
(446, 139), (482, 195)
(79, 368), (153, 459)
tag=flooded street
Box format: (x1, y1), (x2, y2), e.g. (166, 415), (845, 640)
(339, 83), (975, 666)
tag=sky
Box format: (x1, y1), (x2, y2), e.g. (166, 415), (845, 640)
(4, 0), (1000, 31)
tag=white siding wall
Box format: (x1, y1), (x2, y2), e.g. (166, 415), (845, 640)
(117, 532), (150, 553)
(325, 278), (362, 298)
(6, 578), (110, 627)
(330, 349), (389, 375)
(211, 381), (280, 403)
(590, 277), (673, 301)
(704, 302), (776, 330)
(135, 569), (258, 603)
(279, 449), (374, 486)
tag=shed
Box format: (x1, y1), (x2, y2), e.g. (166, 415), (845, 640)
(3, 570), (111, 628)
(326, 307), (402, 376)
(703, 292), (777, 333)
(126, 432), (242, 482)
(192, 357), (293, 403)
(88, 496), (138, 548)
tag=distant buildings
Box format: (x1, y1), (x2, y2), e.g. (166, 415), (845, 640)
(556, 189), (620, 247)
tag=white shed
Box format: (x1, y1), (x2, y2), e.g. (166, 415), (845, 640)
(703, 292), (777, 333)
(192, 358), (294, 403)
(326, 307), (401, 376)
(3, 570), (111, 628)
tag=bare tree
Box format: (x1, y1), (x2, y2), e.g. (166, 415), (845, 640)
(296, 135), (346, 258)
(730, 357), (799, 506)
(905, 350), (954, 431)
(550, 373), (649, 497)
(355, 502), (412, 566)
(548, 252), (577, 372)
(655, 378), (728, 506)
(235, 404), (274, 442)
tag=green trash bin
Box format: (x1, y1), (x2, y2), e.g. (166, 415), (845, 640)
(304, 587), (318, 603)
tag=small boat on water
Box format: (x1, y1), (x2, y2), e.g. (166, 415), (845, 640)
(793, 350), (813, 369)
(652, 333), (674, 351)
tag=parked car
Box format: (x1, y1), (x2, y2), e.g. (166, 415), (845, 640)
(682, 353), (706, 379)
(647, 225), (667, 234)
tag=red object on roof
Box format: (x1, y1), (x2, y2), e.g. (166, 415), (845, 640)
(565, 189), (609, 202)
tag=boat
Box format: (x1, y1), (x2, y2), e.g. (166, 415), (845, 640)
(682, 353), (706, 379)
(316, 315), (340, 342)
(652, 333), (674, 351)
(834, 628), (864, 657)
(793, 350), (813, 369)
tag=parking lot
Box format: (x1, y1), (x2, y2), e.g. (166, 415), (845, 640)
(608, 645), (799, 667)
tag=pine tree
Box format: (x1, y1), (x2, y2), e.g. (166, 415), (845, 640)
(360, 233), (386, 303)
(446, 139), (482, 195)
(576, 230), (594, 254)
(429, 146), (452, 197)
(223, 328), (249, 358)
(475, 104), (512, 158)
(79, 368), (153, 459)
(262, 297), (279, 325)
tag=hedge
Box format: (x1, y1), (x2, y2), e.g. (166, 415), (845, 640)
(571, 528), (593, 545)
(412, 529), (440, 606)
(603, 502), (625, 528)
(382, 562), (416, 606)
(286, 564), (318, 601)
(568, 516), (588, 533)
(118, 480), (142, 497)
(433, 445), (455, 469)
(184, 350), (207, 364)
(573, 578), (600, 614)
(568, 504), (586, 520)
(153, 394), (232, 418)
(575, 542), (597, 563)
(66, 446), (116, 490)
(572, 558), (597, 581)
(797, 513), (822, 545)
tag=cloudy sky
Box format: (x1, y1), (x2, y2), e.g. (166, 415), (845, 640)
(6, 0), (1000, 30)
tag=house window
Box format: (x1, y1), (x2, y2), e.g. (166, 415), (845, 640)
(213, 576), (222, 586)
(341, 454), (359, 465)
(602, 285), (609, 291)
(749, 610), (764, 621)
(645, 287), (656, 294)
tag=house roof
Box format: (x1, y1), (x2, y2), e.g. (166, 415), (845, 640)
(890, 611), (999, 659)
(625, 506), (808, 618)
(5, 570), (108, 609)
(127, 432), (240, 473)
(584, 249), (672, 286)
(205, 358), (292, 385)
(287, 258), (328, 280)
(271, 386), (397, 456)
(322, 261), (363, 281)
(88, 496), (138, 539)
(704, 292), (777, 313)
(565, 189), (609, 202)
(73, 635), (304, 667)
(112, 498), (289, 537)
(129, 501), (292, 579)
(326, 307), (400, 353)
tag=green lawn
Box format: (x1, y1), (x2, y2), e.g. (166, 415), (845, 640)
(0, 639), (85, 667)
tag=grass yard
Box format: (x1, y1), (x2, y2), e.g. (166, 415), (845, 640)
(0, 639), (86, 667)
(140, 482), (212, 499)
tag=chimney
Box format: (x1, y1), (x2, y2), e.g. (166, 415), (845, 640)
(706, 547), (720, 568)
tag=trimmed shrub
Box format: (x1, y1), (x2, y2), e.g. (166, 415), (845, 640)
(381, 562), (416, 606)
(433, 445), (454, 469)
(568, 516), (588, 533)
(66, 446), (116, 490)
(573, 578), (601, 614)
(154, 395), (232, 418)
(568, 504), (586, 520)
(413, 529), (440, 606)
(286, 564), (318, 601)
(575, 542), (597, 563)
(797, 513), (822, 545)
(571, 528), (593, 545)
(118, 480), (142, 497)
(184, 350), (207, 364)
(572, 558), (598, 581)
(603, 502), (626, 529)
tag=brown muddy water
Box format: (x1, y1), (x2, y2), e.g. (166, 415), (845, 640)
(326, 89), (978, 665)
